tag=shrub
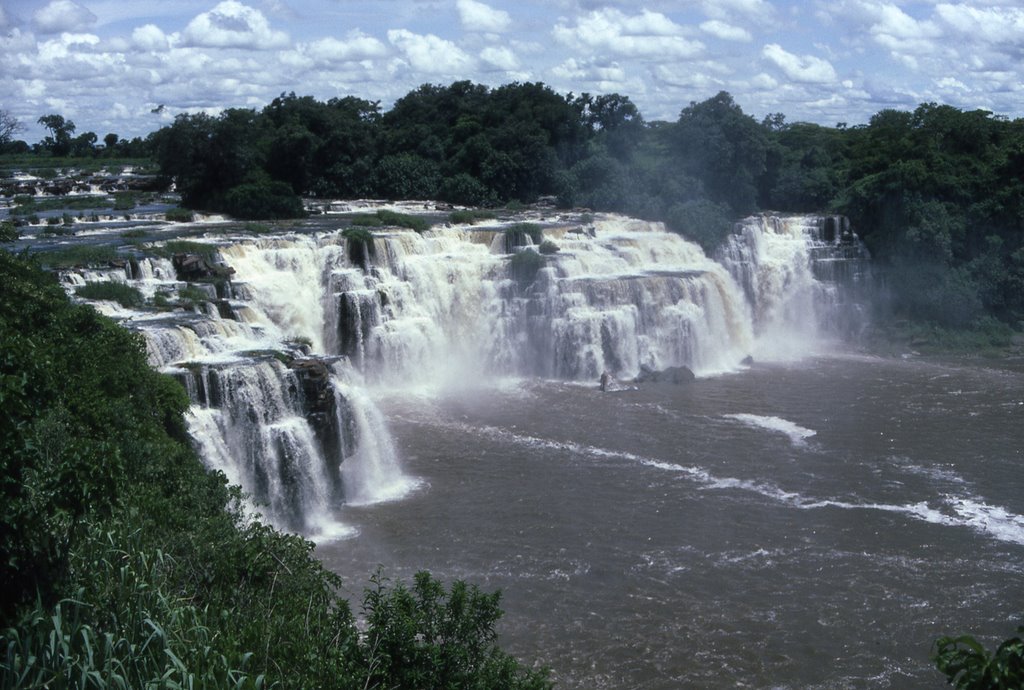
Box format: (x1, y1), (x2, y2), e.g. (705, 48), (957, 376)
(222, 181), (306, 221)
(343, 227), (376, 270)
(376, 209), (430, 233)
(0, 221), (18, 243)
(75, 281), (145, 308)
(503, 223), (543, 253)
(509, 249), (545, 287)
(539, 240), (560, 255)
(165, 207), (194, 222)
(665, 199), (733, 252)
(934, 627), (1024, 689)
(34, 245), (120, 268)
(350, 214), (384, 227)
(112, 192), (137, 210)
(177, 285), (210, 306)
(439, 173), (497, 207)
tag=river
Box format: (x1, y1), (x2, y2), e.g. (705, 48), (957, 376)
(317, 354), (1024, 689)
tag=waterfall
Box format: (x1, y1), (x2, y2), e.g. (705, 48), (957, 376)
(717, 214), (871, 358)
(58, 210), (870, 535)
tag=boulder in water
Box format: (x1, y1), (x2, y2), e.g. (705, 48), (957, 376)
(634, 364), (696, 384)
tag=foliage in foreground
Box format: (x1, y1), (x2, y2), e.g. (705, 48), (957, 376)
(0, 249), (550, 689)
(934, 627), (1024, 689)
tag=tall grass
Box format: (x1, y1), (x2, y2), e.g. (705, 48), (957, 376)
(1, 535), (270, 690)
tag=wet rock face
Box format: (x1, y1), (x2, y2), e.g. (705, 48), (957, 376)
(288, 357), (355, 471)
(172, 253), (236, 281)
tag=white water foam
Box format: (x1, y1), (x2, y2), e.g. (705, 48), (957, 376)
(334, 378), (421, 506)
(724, 413), (817, 446)
(400, 416), (1024, 547)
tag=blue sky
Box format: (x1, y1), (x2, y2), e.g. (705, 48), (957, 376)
(1, 0), (1022, 142)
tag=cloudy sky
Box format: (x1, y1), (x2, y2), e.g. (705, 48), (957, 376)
(1, 0), (1022, 142)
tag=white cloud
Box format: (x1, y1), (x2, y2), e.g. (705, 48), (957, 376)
(305, 32), (388, 63)
(702, 0), (773, 22)
(38, 32), (101, 62)
(700, 20), (752, 42)
(935, 4), (1024, 46)
(33, 0), (97, 34)
(132, 24), (172, 52)
(480, 45), (519, 71)
(553, 8), (704, 60)
(750, 72), (779, 90)
(182, 1), (289, 50)
(387, 29), (474, 74)
(763, 43), (838, 83)
(456, 0), (512, 33)
(654, 63), (723, 90)
(551, 57), (626, 84)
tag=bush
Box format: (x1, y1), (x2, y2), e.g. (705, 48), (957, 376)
(34, 245), (120, 268)
(343, 227), (376, 270)
(0, 221), (18, 243)
(509, 249), (545, 287)
(75, 281), (145, 308)
(439, 173), (498, 207)
(665, 199), (733, 252)
(350, 214), (384, 227)
(934, 627), (1024, 689)
(539, 240), (560, 255)
(222, 181), (306, 220)
(112, 192), (137, 210)
(376, 209), (430, 233)
(165, 207), (194, 222)
(177, 285), (210, 306)
(504, 223), (543, 253)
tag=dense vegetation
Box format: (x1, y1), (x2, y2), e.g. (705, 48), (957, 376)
(0, 250), (550, 688)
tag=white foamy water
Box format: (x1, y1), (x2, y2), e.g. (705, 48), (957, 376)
(724, 413), (817, 445)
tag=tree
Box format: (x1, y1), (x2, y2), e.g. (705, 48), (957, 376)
(0, 109), (24, 146)
(676, 91), (767, 215)
(37, 114), (77, 156)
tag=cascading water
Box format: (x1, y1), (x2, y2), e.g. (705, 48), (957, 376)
(60, 210), (870, 536)
(717, 213), (871, 358)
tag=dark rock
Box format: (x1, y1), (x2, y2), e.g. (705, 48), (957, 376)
(635, 364), (696, 384)
(172, 253), (235, 281)
(741, 355), (754, 365)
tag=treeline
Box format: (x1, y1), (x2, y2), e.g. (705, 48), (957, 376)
(9, 82), (1024, 327)
(0, 249), (550, 688)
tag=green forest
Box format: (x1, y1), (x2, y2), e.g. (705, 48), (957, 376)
(7, 80), (1024, 333)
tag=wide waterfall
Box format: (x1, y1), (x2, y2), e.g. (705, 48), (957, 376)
(60, 210), (870, 536)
